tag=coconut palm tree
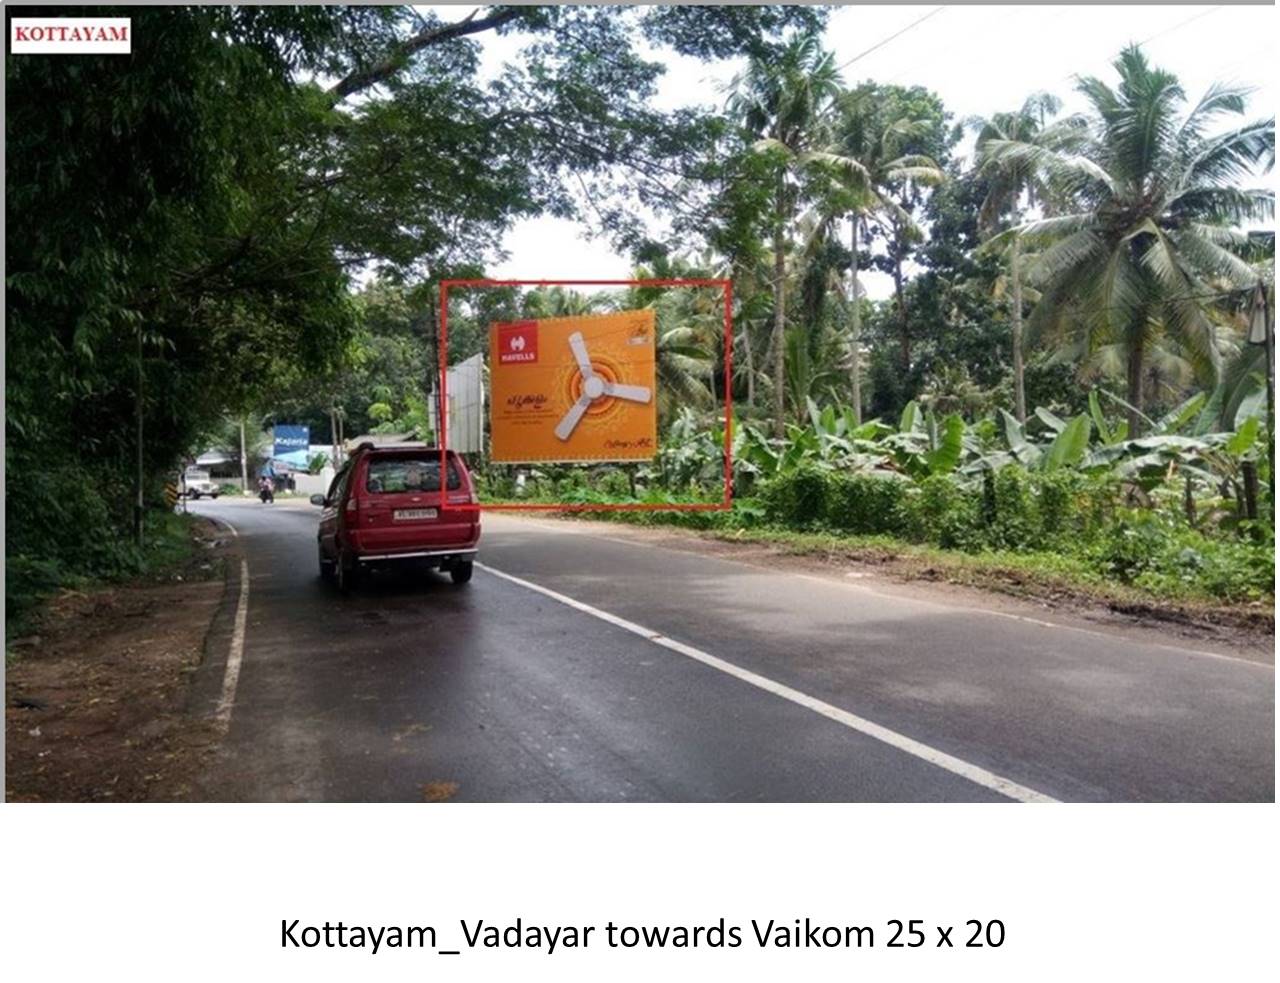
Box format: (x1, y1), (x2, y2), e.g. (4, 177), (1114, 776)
(728, 33), (840, 436)
(985, 46), (1274, 435)
(520, 286), (606, 319)
(625, 260), (718, 423)
(972, 92), (1072, 423)
(807, 88), (946, 422)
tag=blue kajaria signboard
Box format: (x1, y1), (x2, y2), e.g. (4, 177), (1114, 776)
(273, 424), (310, 467)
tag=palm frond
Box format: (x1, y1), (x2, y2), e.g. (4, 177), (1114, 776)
(1168, 185), (1274, 226)
(980, 138), (1119, 198)
(1181, 117), (1276, 187)
(1168, 227), (1263, 287)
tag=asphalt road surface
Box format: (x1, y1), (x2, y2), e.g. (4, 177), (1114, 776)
(188, 498), (1273, 802)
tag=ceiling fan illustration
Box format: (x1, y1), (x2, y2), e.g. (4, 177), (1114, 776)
(554, 331), (652, 441)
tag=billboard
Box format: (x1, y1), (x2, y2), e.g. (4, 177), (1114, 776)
(272, 424), (310, 468)
(489, 309), (657, 463)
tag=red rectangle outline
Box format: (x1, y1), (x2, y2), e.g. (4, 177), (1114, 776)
(437, 278), (733, 512)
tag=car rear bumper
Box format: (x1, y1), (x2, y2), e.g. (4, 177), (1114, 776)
(354, 547), (477, 564)
(350, 520), (479, 557)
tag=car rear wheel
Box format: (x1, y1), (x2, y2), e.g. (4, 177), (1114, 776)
(318, 544), (335, 582)
(336, 549), (359, 594)
(450, 560), (473, 586)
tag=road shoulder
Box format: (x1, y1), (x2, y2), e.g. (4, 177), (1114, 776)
(486, 513), (1274, 664)
(5, 518), (234, 801)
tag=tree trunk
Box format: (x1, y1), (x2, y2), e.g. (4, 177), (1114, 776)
(849, 213), (862, 426)
(1242, 460), (1259, 520)
(135, 324), (144, 547)
(1010, 236), (1027, 423)
(741, 321), (756, 409)
(893, 231), (910, 373)
(1126, 336), (1145, 436)
(771, 172), (788, 438)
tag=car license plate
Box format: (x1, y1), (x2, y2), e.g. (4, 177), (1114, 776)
(393, 508), (437, 521)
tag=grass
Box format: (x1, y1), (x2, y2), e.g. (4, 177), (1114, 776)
(6, 509), (209, 647)
(137, 511), (207, 579)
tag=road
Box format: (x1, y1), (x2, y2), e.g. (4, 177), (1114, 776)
(187, 498), (1274, 802)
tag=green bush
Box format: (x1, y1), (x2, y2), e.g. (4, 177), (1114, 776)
(825, 472), (908, 535)
(1034, 470), (1080, 540)
(904, 475), (980, 548)
(554, 469), (588, 496)
(596, 469), (632, 497)
(761, 466), (829, 530)
(985, 466), (1037, 550)
(5, 555), (67, 637)
(1095, 514), (1275, 601)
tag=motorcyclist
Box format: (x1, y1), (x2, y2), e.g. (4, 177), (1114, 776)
(258, 475), (275, 504)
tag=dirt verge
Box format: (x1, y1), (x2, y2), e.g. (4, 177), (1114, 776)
(5, 519), (233, 801)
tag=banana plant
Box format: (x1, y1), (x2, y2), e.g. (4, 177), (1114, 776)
(990, 408), (1092, 471)
(881, 401), (968, 477)
(1089, 391), (1129, 446)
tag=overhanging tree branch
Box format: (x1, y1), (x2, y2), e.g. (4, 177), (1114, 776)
(327, 7), (524, 102)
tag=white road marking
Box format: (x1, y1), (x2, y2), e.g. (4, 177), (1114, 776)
(214, 557), (250, 730)
(204, 514), (249, 729)
(476, 561), (1060, 803)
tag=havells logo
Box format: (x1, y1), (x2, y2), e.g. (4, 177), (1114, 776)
(10, 18), (132, 54)
(498, 322), (538, 365)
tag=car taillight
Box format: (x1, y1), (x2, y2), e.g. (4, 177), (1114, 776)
(447, 492), (472, 505)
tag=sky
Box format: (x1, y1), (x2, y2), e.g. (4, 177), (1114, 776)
(423, 4), (1277, 298)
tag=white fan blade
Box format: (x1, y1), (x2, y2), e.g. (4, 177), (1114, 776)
(554, 395), (593, 441)
(568, 331), (594, 379)
(602, 381), (651, 403)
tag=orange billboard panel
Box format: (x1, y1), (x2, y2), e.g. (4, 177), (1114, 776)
(489, 309), (658, 463)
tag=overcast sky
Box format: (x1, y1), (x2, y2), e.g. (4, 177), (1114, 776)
(424, 4), (1277, 298)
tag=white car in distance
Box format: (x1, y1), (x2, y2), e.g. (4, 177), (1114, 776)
(182, 467), (221, 499)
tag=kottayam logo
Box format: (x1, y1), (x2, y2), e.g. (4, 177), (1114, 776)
(10, 18), (132, 53)
(498, 322), (538, 364)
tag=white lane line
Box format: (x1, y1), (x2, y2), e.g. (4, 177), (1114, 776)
(476, 562), (1059, 803)
(214, 558), (251, 729)
(204, 515), (249, 729)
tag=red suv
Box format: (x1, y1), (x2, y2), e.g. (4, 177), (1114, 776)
(312, 443), (480, 591)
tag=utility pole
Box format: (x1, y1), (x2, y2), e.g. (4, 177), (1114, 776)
(134, 323), (144, 547)
(239, 418), (248, 496)
(849, 213), (862, 426)
(1247, 280), (1274, 502)
(427, 282), (443, 442)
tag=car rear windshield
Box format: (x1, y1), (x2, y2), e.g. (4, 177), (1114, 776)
(364, 457), (461, 494)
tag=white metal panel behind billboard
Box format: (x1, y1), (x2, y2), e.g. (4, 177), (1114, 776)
(431, 353), (485, 453)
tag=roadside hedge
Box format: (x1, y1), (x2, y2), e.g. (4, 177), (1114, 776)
(759, 465), (1273, 602)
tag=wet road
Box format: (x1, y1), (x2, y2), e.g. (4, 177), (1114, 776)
(189, 499), (1274, 802)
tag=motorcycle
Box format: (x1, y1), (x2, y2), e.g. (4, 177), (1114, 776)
(258, 478), (275, 504)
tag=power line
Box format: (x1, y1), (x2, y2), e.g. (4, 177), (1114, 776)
(835, 7), (946, 74)
(1058, 5), (1225, 88)
(1137, 5), (1223, 49)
